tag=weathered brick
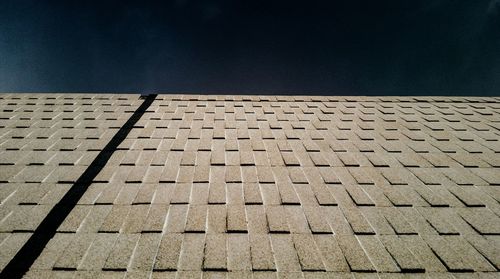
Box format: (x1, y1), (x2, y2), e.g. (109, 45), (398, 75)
(203, 234), (227, 270)
(336, 235), (375, 272)
(249, 234), (275, 271)
(292, 234), (325, 271)
(270, 234), (301, 272)
(227, 234), (252, 271)
(266, 205), (289, 233)
(154, 233), (183, 271)
(103, 234), (140, 270)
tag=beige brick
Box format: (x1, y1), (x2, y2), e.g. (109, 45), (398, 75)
(193, 165), (210, 183)
(269, 234), (301, 272)
(104, 234), (140, 270)
(336, 235), (375, 272)
(133, 183), (157, 204)
(284, 206), (310, 234)
(122, 204), (150, 233)
(318, 167), (341, 184)
(211, 151), (225, 166)
(240, 151), (255, 166)
(225, 166), (242, 183)
(99, 205), (130, 233)
(260, 184), (281, 205)
(142, 204), (168, 233)
(421, 235), (472, 272)
(114, 183), (141, 205)
(241, 166), (258, 183)
(417, 207), (458, 235)
(178, 234), (205, 271)
(399, 235), (447, 272)
(276, 182), (300, 205)
(79, 233), (118, 270)
(323, 207), (353, 235)
(130, 233), (162, 270)
(171, 183), (192, 204)
(54, 233), (96, 269)
(159, 165), (179, 183)
(445, 235), (496, 272)
(30, 233), (72, 269)
(95, 182), (122, 204)
(203, 234), (227, 270)
(309, 152), (330, 167)
(288, 167), (308, 184)
(79, 205), (112, 233)
(337, 153), (359, 167)
(380, 207), (416, 235)
(165, 205), (188, 233)
(249, 234), (275, 271)
(257, 166), (275, 183)
(208, 182), (226, 204)
(243, 183), (263, 204)
(154, 233), (183, 271)
(125, 166), (147, 183)
(464, 234), (500, 270)
(185, 205), (207, 233)
(457, 207), (500, 235)
(314, 184), (338, 206)
(57, 205), (91, 232)
(226, 151), (240, 166)
(360, 207), (395, 235)
(291, 183), (317, 205)
(246, 205), (268, 234)
(185, 184), (208, 206)
(266, 205), (289, 233)
(341, 207), (375, 235)
(207, 205), (227, 233)
(177, 166), (195, 183)
(379, 235), (424, 272)
(313, 234), (349, 272)
(227, 234), (252, 271)
(180, 151), (197, 166)
(281, 152), (300, 166)
(292, 234), (325, 271)
(227, 205), (247, 232)
(303, 206), (332, 234)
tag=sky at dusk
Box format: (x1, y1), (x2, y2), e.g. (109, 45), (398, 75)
(0, 0), (499, 95)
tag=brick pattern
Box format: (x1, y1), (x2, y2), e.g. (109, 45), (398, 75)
(1, 93), (500, 277)
(0, 94), (141, 275)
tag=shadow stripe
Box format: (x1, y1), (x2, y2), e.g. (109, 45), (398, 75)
(0, 94), (156, 279)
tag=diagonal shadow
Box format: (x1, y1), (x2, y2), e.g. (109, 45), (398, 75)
(0, 94), (157, 278)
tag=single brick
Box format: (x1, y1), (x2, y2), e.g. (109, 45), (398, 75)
(227, 234), (252, 271)
(154, 233), (183, 271)
(203, 234), (227, 271)
(292, 234), (326, 271)
(266, 205), (289, 233)
(249, 234), (276, 271)
(103, 234), (140, 271)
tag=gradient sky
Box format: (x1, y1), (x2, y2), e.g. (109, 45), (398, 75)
(0, 0), (499, 95)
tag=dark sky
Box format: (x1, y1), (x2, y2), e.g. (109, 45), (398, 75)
(0, 0), (499, 95)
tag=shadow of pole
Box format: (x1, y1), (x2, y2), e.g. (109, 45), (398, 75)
(0, 94), (157, 278)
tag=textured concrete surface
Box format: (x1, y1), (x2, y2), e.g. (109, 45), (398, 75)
(0, 93), (499, 278)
